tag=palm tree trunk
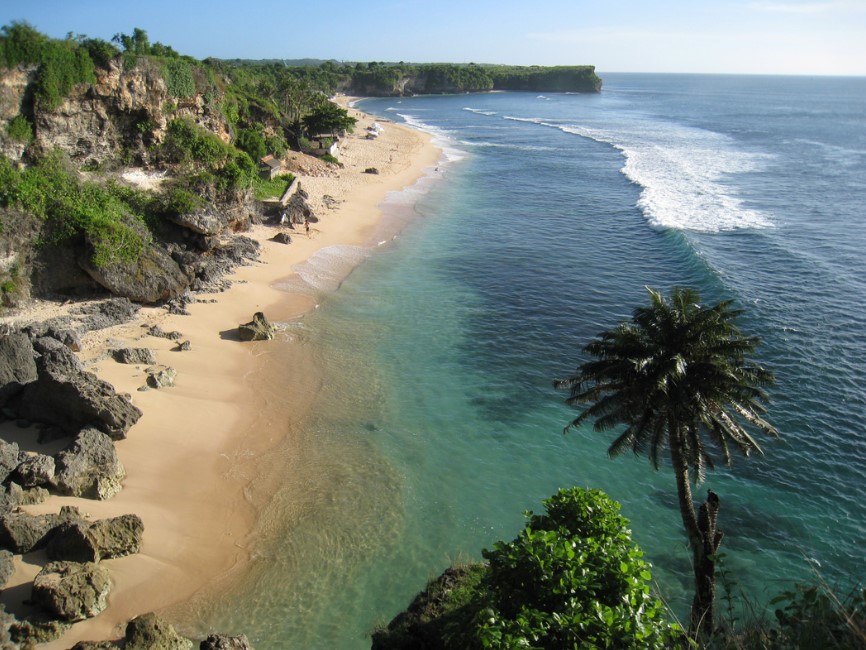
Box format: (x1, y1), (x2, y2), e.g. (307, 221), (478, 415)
(669, 430), (717, 635)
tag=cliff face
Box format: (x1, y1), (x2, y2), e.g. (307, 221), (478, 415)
(0, 58), (230, 167)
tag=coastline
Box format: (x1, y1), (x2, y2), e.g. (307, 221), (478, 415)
(0, 99), (441, 647)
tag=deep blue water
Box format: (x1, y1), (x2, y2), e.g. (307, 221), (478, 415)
(197, 74), (866, 648)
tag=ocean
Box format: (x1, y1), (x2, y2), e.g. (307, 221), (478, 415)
(188, 74), (866, 648)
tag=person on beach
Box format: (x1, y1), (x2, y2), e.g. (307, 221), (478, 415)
(305, 218), (310, 236)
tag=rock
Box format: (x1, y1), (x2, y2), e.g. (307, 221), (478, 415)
(0, 332), (37, 407)
(146, 366), (176, 389)
(238, 312), (274, 342)
(12, 452), (55, 487)
(47, 514), (144, 563)
(19, 341), (142, 439)
(174, 340), (191, 351)
(149, 325), (184, 341)
(200, 633), (255, 649)
(71, 641), (120, 649)
(7, 481), (50, 505)
(0, 549), (13, 588)
(53, 427), (125, 499)
(168, 209), (233, 237)
(0, 438), (20, 484)
(270, 232), (292, 244)
(123, 612), (194, 650)
(31, 560), (111, 621)
(112, 347), (157, 365)
(0, 506), (82, 553)
(48, 327), (83, 352)
(79, 239), (189, 304)
(364, 167), (380, 174)
(8, 616), (72, 646)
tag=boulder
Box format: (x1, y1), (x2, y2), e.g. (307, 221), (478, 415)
(31, 560), (111, 621)
(48, 327), (83, 352)
(0, 438), (20, 484)
(200, 633), (255, 649)
(0, 332), (37, 407)
(79, 241), (189, 304)
(8, 617), (72, 646)
(71, 641), (119, 649)
(53, 427), (125, 499)
(174, 340), (192, 352)
(168, 209), (232, 237)
(12, 452), (56, 487)
(0, 549), (13, 588)
(123, 612), (194, 650)
(7, 481), (50, 505)
(47, 514), (143, 563)
(19, 341), (142, 439)
(270, 232), (291, 245)
(146, 366), (176, 389)
(112, 347), (157, 365)
(238, 312), (274, 342)
(0, 506), (83, 553)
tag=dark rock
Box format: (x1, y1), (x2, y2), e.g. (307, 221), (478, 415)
(200, 633), (255, 649)
(0, 438), (20, 484)
(0, 549), (13, 588)
(48, 327), (83, 352)
(71, 297), (140, 331)
(123, 612), (194, 650)
(270, 232), (292, 244)
(0, 506), (82, 553)
(364, 167), (380, 174)
(146, 367), (176, 389)
(169, 209), (232, 237)
(47, 514), (144, 563)
(19, 342), (142, 439)
(0, 486), (16, 517)
(12, 452), (55, 487)
(238, 312), (274, 342)
(174, 340), (191, 351)
(9, 616), (72, 646)
(79, 241), (189, 304)
(71, 641), (120, 649)
(112, 347), (157, 365)
(0, 332), (37, 407)
(149, 325), (184, 341)
(53, 427), (125, 499)
(32, 560), (111, 621)
(194, 236), (260, 292)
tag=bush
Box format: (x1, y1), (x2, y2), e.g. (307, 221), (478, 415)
(6, 115), (33, 143)
(161, 57), (196, 97)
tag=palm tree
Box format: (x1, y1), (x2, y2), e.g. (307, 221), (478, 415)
(554, 286), (778, 633)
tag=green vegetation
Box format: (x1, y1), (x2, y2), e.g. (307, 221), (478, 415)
(555, 287), (778, 633)
(302, 102), (356, 135)
(0, 152), (149, 266)
(161, 57), (196, 97)
(6, 115), (33, 143)
(253, 173), (294, 201)
(374, 488), (684, 649)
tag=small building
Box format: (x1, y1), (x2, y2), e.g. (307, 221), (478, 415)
(259, 154), (282, 180)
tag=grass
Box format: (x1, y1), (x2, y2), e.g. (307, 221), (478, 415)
(253, 173), (294, 201)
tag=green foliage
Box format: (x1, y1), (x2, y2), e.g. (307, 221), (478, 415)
(78, 37), (119, 68)
(0, 152), (150, 266)
(301, 102), (357, 136)
(0, 21), (47, 67)
(235, 126), (268, 161)
(6, 115), (33, 143)
(161, 57), (196, 97)
(476, 488), (684, 649)
(769, 583), (866, 649)
(253, 173), (294, 201)
(320, 153), (342, 167)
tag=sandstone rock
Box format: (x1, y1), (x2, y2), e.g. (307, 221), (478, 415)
(0, 332), (37, 407)
(270, 232), (292, 244)
(12, 452), (55, 487)
(19, 342), (141, 439)
(200, 633), (255, 649)
(47, 514), (143, 563)
(112, 347), (157, 365)
(238, 312), (274, 342)
(7, 481), (50, 505)
(174, 340), (192, 351)
(53, 427), (125, 499)
(123, 612), (194, 650)
(0, 506), (82, 553)
(146, 366), (177, 389)
(32, 560), (111, 621)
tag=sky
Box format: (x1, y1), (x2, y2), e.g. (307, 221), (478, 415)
(1, 0), (864, 76)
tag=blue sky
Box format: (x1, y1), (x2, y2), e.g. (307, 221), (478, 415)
(1, 0), (864, 75)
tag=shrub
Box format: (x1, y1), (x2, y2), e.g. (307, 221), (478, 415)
(321, 153), (342, 167)
(161, 57), (196, 98)
(6, 115), (33, 143)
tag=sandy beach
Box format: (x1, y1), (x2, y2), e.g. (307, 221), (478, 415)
(0, 99), (440, 647)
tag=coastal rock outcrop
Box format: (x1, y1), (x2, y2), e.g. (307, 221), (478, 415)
(0, 332), (37, 407)
(47, 514), (144, 563)
(200, 633), (255, 649)
(12, 452), (56, 488)
(0, 549), (13, 588)
(123, 612), (194, 650)
(0, 506), (82, 554)
(53, 427), (126, 499)
(145, 366), (177, 389)
(0, 439), (20, 484)
(31, 561), (111, 621)
(238, 312), (274, 341)
(112, 347), (157, 365)
(19, 338), (142, 439)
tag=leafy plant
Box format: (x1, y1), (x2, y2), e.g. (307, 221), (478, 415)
(161, 57), (196, 97)
(6, 115), (33, 143)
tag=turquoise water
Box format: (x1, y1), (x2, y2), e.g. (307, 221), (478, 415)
(192, 75), (866, 648)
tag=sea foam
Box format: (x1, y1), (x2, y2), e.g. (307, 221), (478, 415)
(396, 113), (466, 163)
(505, 115), (773, 233)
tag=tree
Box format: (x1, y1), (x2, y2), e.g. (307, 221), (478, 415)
(301, 102), (356, 136)
(555, 286), (778, 635)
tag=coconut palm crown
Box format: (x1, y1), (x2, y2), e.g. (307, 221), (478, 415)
(555, 286), (778, 631)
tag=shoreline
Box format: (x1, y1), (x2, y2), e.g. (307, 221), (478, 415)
(0, 98), (442, 647)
